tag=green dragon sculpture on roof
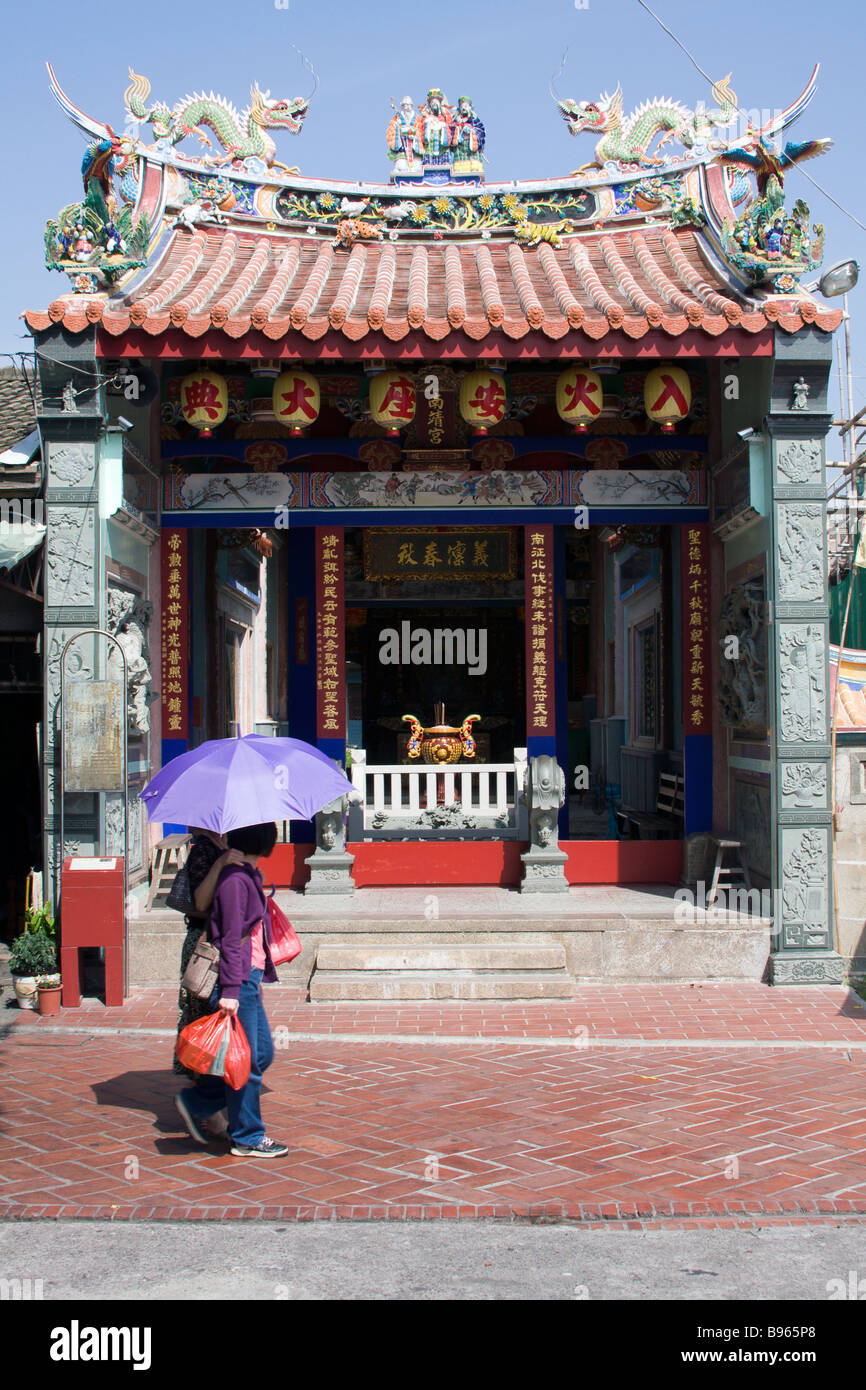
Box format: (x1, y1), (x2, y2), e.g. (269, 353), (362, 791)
(553, 64), (824, 173)
(123, 69), (314, 171)
(555, 73), (740, 168)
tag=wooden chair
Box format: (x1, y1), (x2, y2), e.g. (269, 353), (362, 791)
(146, 833), (191, 911)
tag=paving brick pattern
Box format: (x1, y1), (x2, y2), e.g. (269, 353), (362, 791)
(3, 984), (866, 1224)
(8, 982), (866, 1042)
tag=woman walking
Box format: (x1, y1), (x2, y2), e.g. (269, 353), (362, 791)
(173, 829), (244, 1135)
(175, 822), (287, 1158)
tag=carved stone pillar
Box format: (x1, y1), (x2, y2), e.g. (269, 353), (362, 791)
(305, 795), (356, 894)
(520, 754), (568, 892)
(36, 328), (106, 904)
(767, 328), (842, 983)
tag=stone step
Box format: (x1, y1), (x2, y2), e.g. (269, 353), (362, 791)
(315, 945), (566, 972)
(309, 971), (575, 1002)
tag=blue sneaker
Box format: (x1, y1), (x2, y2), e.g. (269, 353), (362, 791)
(230, 1136), (288, 1158)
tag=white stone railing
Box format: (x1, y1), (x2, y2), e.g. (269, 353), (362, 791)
(347, 748), (528, 840)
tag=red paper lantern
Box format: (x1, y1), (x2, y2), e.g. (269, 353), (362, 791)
(644, 366), (692, 434)
(459, 370), (507, 436)
(272, 370), (320, 436)
(369, 371), (416, 437)
(180, 371), (228, 438)
(556, 367), (603, 434)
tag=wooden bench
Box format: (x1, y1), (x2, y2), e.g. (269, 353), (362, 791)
(616, 772), (684, 840)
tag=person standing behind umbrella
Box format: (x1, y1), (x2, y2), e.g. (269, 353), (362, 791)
(175, 822), (288, 1158)
(173, 829), (244, 1133)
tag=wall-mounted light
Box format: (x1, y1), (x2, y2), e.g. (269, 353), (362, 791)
(803, 260), (860, 298)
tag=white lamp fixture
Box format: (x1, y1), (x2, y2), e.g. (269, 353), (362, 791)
(803, 260), (860, 298)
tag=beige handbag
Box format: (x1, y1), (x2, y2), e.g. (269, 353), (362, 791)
(181, 930), (220, 1000)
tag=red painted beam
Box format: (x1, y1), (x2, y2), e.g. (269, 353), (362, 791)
(96, 326), (775, 363)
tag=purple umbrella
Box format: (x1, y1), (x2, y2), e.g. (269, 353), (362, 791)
(140, 734), (354, 834)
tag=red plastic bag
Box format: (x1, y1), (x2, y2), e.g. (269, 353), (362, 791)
(176, 1010), (251, 1090)
(268, 896), (302, 966)
(222, 1014), (251, 1090)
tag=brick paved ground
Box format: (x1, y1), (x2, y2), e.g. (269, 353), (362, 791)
(3, 984), (866, 1224)
(7, 981), (866, 1042)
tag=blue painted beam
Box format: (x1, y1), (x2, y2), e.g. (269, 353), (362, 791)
(161, 507), (710, 528)
(161, 434), (708, 463)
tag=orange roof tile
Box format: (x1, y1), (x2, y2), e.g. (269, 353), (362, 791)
(26, 226), (842, 344)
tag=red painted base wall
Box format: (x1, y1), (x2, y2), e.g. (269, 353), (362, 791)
(266, 841), (683, 889)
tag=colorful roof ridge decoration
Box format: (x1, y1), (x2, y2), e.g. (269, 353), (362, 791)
(28, 66), (843, 346)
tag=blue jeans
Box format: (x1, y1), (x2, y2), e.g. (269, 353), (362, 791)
(180, 969), (274, 1147)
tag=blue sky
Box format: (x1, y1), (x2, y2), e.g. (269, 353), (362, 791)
(4, 0), (864, 446)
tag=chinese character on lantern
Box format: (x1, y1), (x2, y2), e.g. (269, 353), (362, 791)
(369, 371), (416, 437)
(272, 370), (320, 436)
(180, 371), (228, 438)
(459, 370), (507, 436)
(644, 365), (692, 433)
(556, 367), (603, 434)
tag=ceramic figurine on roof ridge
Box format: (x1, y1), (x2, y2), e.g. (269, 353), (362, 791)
(720, 130), (833, 195)
(43, 66), (150, 290)
(387, 88), (485, 185)
(123, 68), (314, 172)
(451, 96), (485, 176)
(721, 179), (825, 292)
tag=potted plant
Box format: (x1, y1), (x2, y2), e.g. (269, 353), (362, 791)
(9, 930), (57, 1011)
(24, 903), (56, 939)
(36, 972), (62, 1015)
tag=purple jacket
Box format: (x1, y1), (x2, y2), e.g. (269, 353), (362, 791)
(210, 862), (277, 1000)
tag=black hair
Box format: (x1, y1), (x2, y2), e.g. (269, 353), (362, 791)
(226, 822), (278, 858)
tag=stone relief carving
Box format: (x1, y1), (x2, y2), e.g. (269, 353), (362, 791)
(781, 826), (829, 948)
(306, 796), (355, 894)
(779, 623), (827, 742)
(47, 442), (96, 488)
(314, 797), (348, 854)
(46, 509), (95, 607)
(107, 587), (154, 735)
(775, 438), (822, 487)
(45, 627), (95, 719)
(106, 793), (143, 870)
(718, 579), (767, 734)
(777, 504), (824, 602)
(780, 762), (828, 809)
(788, 959), (840, 981)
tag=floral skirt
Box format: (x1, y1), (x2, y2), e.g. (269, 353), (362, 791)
(172, 921), (213, 1079)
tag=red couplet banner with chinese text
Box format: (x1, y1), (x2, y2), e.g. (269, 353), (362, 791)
(682, 523), (711, 737)
(315, 528), (345, 740)
(160, 529), (189, 739)
(525, 525), (555, 738)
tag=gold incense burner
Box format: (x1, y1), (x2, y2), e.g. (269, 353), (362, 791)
(402, 704), (480, 764)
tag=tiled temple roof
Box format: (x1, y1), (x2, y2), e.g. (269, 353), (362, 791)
(27, 225), (841, 345)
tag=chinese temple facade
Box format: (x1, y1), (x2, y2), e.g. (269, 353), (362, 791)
(28, 68), (847, 982)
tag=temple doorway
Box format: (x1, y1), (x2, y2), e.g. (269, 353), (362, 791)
(349, 602), (525, 764)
